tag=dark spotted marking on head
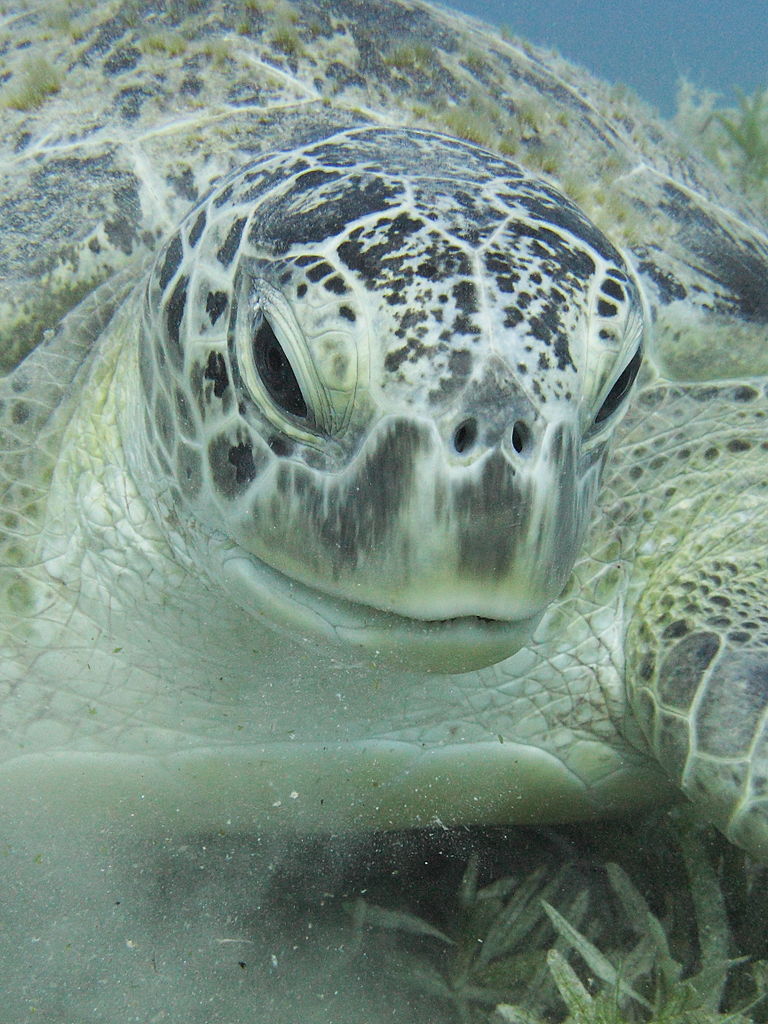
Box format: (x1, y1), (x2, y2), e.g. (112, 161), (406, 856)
(385, 211), (424, 243)
(601, 277), (625, 301)
(206, 291), (228, 325)
(485, 250), (520, 293)
(423, 186), (502, 245)
(204, 351), (229, 398)
(385, 346), (415, 373)
(597, 299), (618, 317)
(228, 441), (257, 486)
(208, 432), (265, 499)
(159, 233), (183, 291)
(306, 261), (334, 282)
(516, 186), (623, 265)
(503, 220), (598, 281)
(530, 314), (574, 372)
(249, 173), (402, 252)
(393, 307), (430, 342)
(188, 208), (207, 247)
(453, 312), (482, 336)
(428, 346), (481, 405)
(292, 167), (343, 191)
(165, 275), (188, 367)
(504, 307), (524, 329)
(452, 280), (478, 314)
(339, 221), (473, 317)
(324, 275), (348, 295)
(217, 217), (247, 267)
(336, 214), (428, 288)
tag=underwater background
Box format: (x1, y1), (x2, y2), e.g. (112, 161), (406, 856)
(445, 0), (767, 114)
(1, 2), (768, 1022)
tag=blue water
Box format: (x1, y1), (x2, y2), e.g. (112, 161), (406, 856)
(446, 0), (767, 116)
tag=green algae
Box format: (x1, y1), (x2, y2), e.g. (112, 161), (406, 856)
(0, 270), (111, 375)
(715, 88), (768, 184)
(140, 31), (189, 56)
(675, 82), (768, 212)
(350, 814), (768, 1024)
(1, 56), (62, 111)
(385, 42), (435, 72)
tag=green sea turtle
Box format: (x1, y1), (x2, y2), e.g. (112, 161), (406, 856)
(2, 0), (768, 1017)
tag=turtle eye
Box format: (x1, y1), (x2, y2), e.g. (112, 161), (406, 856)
(252, 315), (308, 419)
(594, 345), (642, 425)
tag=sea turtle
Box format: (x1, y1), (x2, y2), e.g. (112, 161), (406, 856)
(2, 0), (768, 1017)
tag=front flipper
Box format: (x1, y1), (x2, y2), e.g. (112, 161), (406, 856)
(622, 380), (768, 861)
(626, 405), (768, 856)
(632, 620), (768, 861)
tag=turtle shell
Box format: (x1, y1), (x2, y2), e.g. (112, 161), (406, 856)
(1, 0), (767, 380)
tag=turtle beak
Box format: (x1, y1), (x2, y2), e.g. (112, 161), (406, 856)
(244, 412), (601, 630)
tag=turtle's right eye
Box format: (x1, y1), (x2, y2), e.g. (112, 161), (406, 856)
(594, 344), (642, 425)
(230, 269), (327, 441)
(252, 315), (308, 419)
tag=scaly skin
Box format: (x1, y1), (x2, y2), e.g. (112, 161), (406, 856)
(620, 380), (768, 861)
(7, 276), (768, 847)
(0, 276), (659, 838)
(2, 145), (767, 858)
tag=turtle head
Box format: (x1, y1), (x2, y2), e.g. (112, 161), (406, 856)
(132, 128), (645, 672)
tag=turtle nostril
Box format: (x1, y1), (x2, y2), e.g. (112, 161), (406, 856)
(452, 417), (478, 454)
(511, 420), (531, 454)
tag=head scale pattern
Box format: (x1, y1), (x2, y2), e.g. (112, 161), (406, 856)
(135, 127), (645, 626)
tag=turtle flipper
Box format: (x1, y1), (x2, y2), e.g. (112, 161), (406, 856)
(616, 378), (768, 862)
(632, 627), (768, 861)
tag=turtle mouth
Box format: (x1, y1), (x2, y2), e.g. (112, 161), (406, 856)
(423, 614), (498, 625)
(218, 545), (540, 673)
(334, 603), (539, 672)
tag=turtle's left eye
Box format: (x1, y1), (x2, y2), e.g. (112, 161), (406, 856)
(252, 315), (308, 419)
(594, 345), (642, 425)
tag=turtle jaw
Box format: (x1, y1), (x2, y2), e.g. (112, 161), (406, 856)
(335, 607), (544, 674)
(218, 543), (543, 674)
